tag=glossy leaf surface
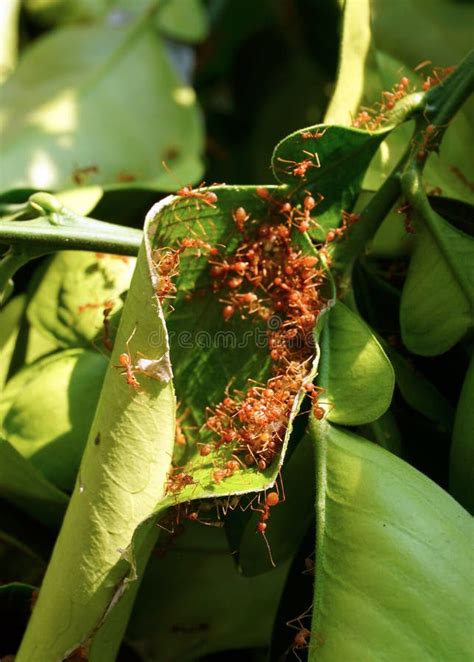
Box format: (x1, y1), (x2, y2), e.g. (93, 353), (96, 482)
(310, 421), (474, 661)
(0, 13), (203, 191)
(324, 302), (395, 425)
(0, 349), (107, 491)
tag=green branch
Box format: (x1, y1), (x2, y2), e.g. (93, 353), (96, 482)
(1, 193), (142, 255)
(0, 193), (142, 304)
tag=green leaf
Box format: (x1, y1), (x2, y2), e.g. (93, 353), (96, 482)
(24, 325), (60, 366)
(0, 293), (25, 388)
(0, 437), (68, 529)
(16, 230), (176, 659)
(450, 352), (474, 515)
(25, 0), (210, 43)
(310, 420), (474, 661)
(0, 0), (21, 84)
(155, 0), (209, 42)
(24, 0), (108, 24)
(148, 189), (320, 505)
(27, 251), (135, 348)
(0, 10), (204, 191)
(126, 525), (289, 659)
(0, 349), (107, 492)
(271, 125), (389, 236)
(54, 186), (104, 217)
(323, 302), (395, 425)
(400, 189), (474, 355)
(324, 0), (371, 125)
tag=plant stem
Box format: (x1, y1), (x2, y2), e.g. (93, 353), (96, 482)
(0, 217), (142, 256)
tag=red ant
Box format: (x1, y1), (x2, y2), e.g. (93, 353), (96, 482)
(414, 123), (445, 163)
(420, 65), (455, 91)
(286, 605), (315, 661)
(116, 171), (136, 183)
(162, 161), (218, 209)
(341, 210), (360, 227)
(179, 237), (217, 255)
(351, 109), (373, 129)
(117, 353), (140, 389)
(414, 61), (454, 91)
(212, 458), (241, 484)
(300, 128), (328, 140)
(255, 187), (291, 212)
(325, 209), (360, 243)
(115, 328), (145, 390)
(233, 207), (250, 233)
(175, 404), (193, 446)
(65, 644), (90, 661)
(72, 164), (98, 186)
(303, 553), (315, 576)
(277, 150), (321, 178)
(175, 501), (224, 528)
(166, 469), (196, 495)
(152, 248), (180, 303)
(397, 202), (416, 234)
(251, 479), (286, 566)
(176, 183), (218, 208)
(381, 75), (410, 110)
(303, 382), (326, 419)
(293, 193), (324, 233)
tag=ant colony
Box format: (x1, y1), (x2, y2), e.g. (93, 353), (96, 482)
(118, 146), (357, 562)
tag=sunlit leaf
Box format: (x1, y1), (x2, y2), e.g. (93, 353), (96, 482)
(17, 229), (176, 658)
(0, 294), (25, 388)
(324, 0), (371, 125)
(27, 251), (135, 348)
(310, 421), (474, 661)
(0, 12), (204, 191)
(400, 200), (474, 355)
(0, 349), (107, 492)
(0, 0), (20, 84)
(324, 302), (394, 425)
(24, 325), (60, 366)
